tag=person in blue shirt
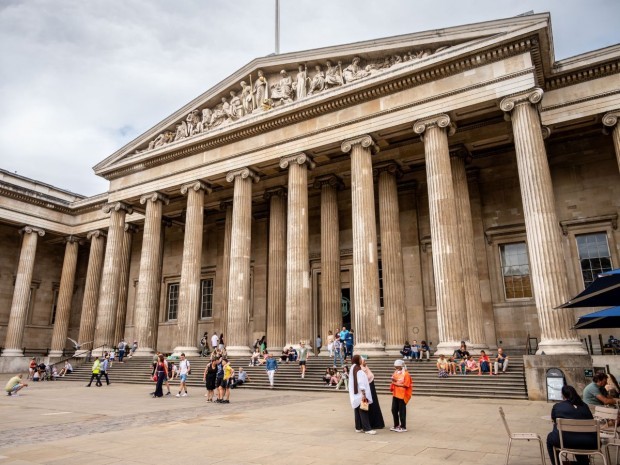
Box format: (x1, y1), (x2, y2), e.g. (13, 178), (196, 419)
(264, 352), (278, 388)
(345, 330), (354, 361)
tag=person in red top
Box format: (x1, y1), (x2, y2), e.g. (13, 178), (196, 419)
(478, 350), (493, 376)
(389, 359), (413, 433)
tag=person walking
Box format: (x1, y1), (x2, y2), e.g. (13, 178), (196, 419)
(117, 340), (126, 363)
(298, 341), (310, 379)
(86, 357), (102, 387)
(153, 354), (168, 398)
(100, 353), (111, 385)
(333, 335), (344, 367)
(327, 331), (335, 357)
(389, 359), (412, 433)
(315, 335), (322, 355)
(211, 332), (219, 353)
(176, 353), (190, 397)
(265, 352), (278, 388)
(349, 354), (375, 434)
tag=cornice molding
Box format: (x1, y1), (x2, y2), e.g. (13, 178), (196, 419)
(546, 61), (620, 90)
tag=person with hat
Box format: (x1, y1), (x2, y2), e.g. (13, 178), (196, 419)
(390, 359), (412, 433)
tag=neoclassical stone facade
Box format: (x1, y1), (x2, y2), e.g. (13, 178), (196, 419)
(1, 14), (619, 365)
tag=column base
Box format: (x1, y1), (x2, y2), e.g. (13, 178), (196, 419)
(462, 342), (490, 356)
(536, 339), (588, 355)
(434, 341), (462, 356)
(267, 346), (284, 356)
(353, 342), (385, 358)
(384, 345), (404, 356)
(172, 346), (200, 357)
(225, 345), (252, 357)
(47, 350), (64, 359)
(133, 347), (156, 357)
(1, 349), (24, 357)
(0, 356), (31, 374)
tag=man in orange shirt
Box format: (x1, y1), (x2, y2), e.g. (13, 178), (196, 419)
(390, 359), (413, 433)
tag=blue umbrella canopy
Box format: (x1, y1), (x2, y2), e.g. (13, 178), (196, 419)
(559, 269), (620, 308)
(574, 306), (620, 329)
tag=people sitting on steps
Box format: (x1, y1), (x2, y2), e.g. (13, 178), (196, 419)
(494, 347), (509, 375)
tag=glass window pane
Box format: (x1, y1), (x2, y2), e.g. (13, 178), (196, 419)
(500, 242), (532, 300)
(576, 233), (613, 287)
(167, 283), (179, 321)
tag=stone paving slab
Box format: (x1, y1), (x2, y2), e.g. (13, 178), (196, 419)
(0, 373), (576, 464)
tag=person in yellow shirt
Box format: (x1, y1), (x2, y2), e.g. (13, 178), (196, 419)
(389, 359), (412, 433)
(86, 357), (102, 387)
(5, 374), (28, 396)
(221, 358), (234, 404)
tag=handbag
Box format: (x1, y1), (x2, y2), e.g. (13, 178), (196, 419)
(152, 374), (157, 382)
(360, 399), (369, 411)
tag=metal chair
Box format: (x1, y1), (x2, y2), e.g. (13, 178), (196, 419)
(556, 418), (608, 465)
(498, 406), (546, 465)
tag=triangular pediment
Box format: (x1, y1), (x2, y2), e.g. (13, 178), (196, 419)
(94, 13), (553, 177)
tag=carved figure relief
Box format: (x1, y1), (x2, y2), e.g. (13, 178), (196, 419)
(138, 46), (448, 153)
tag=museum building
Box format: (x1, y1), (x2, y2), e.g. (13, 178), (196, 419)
(1, 13), (619, 365)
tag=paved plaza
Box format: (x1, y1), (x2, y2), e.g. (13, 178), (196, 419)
(0, 373), (561, 465)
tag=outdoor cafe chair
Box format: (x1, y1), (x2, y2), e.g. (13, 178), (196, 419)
(498, 406), (546, 465)
(555, 418), (608, 465)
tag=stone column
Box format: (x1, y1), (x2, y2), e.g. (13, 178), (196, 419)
(219, 201), (233, 337)
(500, 88), (586, 354)
(174, 181), (211, 356)
(313, 175), (343, 351)
(76, 230), (106, 355)
(265, 187), (287, 353)
(93, 202), (132, 355)
(375, 163), (407, 354)
(450, 148), (488, 351)
(603, 111), (620, 173)
(49, 236), (80, 357)
(2, 226), (45, 356)
(280, 153), (314, 347)
(225, 168), (258, 356)
(341, 135), (384, 355)
(134, 192), (169, 356)
(413, 115), (468, 355)
(113, 223), (136, 346)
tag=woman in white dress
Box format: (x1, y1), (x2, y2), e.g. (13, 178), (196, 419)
(348, 354), (376, 434)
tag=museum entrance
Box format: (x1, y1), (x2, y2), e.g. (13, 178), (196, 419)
(341, 288), (351, 330)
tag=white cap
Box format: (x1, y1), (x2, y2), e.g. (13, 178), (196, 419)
(394, 359), (405, 367)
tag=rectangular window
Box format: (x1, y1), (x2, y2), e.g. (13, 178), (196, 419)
(378, 259), (384, 308)
(200, 278), (214, 319)
(576, 233), (613, 287)
(167, 283), (179, 321)
(50, 288), (59, 325)
(500, 242), (532, 299)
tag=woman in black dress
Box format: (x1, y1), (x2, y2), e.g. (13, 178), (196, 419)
(203, 359), (218, 402)
(361, 358), (385, 429)
(546, 385), (597, 465)
(153, 354), (168, 398)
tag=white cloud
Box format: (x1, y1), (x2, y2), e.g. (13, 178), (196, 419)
(0, 0), (618, 196)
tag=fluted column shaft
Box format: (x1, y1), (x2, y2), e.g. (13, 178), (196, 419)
(49, 236), (80, 357)
(450, 153), (487, 349)
(134, 193), (168, 355)
(225, 168), (258, 356)
(341, 136), (383, 354)
(94, 203), (131, 354)
(281, 154), (313, 347)
(265, 188), (287, 352)
(376, 166), (407, 352)
(220, 202), (233, 336)
(77, 230), (106, 354)
(315, 176), (343, 346)
(113, 224), (135, 345)
(501, 89), (585, 354)
(603, 111), (620, 173)
(175, 182), (210, 356)
(2, 227), (45, 356)
(414, 115), (467, 354)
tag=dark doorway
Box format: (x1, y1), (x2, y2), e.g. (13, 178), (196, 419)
(341, 288), (351, 330)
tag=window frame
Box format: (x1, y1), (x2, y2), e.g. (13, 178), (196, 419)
(166, 282), (180, 322)
(199, 277), (214, 320)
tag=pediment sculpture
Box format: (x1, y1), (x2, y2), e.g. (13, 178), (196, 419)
(137, 46), (448, 154)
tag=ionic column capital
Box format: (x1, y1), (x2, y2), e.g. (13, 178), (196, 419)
(64, 235), (82, 244)
(139, 192), (169, 206)
(603, 110), (620, 129)
(413, 114), (456, 136)
(86, 230), (106, 240)
(279, 152), (315, 170)
(341, 135), (379, 154)
(219, 199), (234, 211)
(499, 88), (544, 114)
(312, 174), (344, 190)
(20, 226), (45, 237)
(264, 186), (287, 200)
(226, 167), (259, 183)
(449, 145), (472, 162)
(102, 202), (133, 215)
(124, 223), (138, 233)
(373, 162), (403, 179)
(180, 181), (212, 196)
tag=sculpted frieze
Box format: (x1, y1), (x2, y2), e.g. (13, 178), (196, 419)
(136, 46), (449, 155)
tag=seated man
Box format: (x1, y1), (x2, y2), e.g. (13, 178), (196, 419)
(288, 347), (298, 363)
(400, 341), (412, 360)
(5, 374), (28, 396)
(583, 372), (617, 406)
(59, 360), (73, 377)
(231, 367), (250, 388)
(410, 340), (420, 360)
(494, 347), (509, 375)
(280, 347), (290, 363)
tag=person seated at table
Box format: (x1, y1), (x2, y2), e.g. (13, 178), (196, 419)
(400, 341), (412, 360)
(606, 373), (620, 398)
(546, 385), (597, 465)
(608, 335), (620, 349)
(280, 347), (290, 363)
(478, 350), (493, 376)
(288, 346), (298, 363)
(583, 372), (617, 406)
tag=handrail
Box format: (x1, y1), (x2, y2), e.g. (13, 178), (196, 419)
(46, 344), (114, 369)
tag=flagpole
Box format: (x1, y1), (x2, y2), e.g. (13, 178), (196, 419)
(275, 0), (280, 55)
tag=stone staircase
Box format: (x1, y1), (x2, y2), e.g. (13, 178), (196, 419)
(59, 354), (528, 399)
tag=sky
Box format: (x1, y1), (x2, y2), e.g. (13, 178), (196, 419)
(0, 0), (618, 197)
